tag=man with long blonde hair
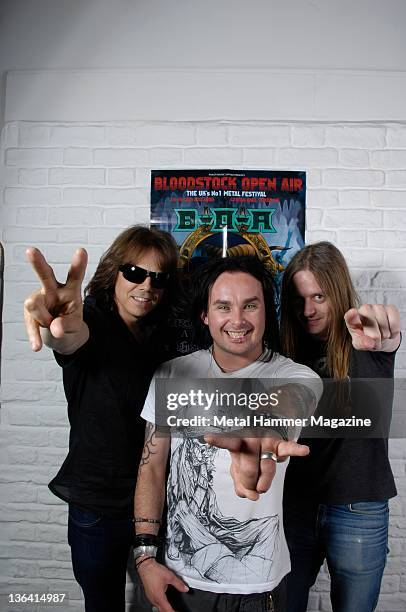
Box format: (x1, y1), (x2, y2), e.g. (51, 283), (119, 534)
(281, 241), (400, 612)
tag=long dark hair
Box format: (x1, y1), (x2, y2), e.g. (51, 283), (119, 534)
(280, 242), (358, 379)
(85, 225), (179, 331)
(189, 256), (280, 353)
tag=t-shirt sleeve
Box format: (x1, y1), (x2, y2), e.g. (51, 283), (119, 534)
(369, 350), (396, 377)
(272, 360), (323, 442)
(53, 337), (91, 368)
(350, 342), (399, 378)
(141, 378), (156, 423)
(141, 361), (172, 424)
(274, 359), (323, 408)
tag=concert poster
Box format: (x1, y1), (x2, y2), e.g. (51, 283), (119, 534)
(150, 169), (306, 352)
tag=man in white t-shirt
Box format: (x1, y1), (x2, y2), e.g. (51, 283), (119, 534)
(133, 256), (322, 612)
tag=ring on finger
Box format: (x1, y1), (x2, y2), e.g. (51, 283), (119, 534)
(260, 451), (278, 462)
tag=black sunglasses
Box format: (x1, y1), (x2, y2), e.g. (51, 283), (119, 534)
(119, 264), (170, 289)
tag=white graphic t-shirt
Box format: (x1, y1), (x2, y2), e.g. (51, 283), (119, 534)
(141, 349), (322, 594)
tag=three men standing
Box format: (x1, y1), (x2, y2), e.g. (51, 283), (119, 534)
(24, 231), (400, 612)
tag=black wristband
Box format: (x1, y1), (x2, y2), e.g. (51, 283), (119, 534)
(133, 533), (161, 547)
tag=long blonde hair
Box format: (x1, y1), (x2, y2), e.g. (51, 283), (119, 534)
(280, 242), (359, 379)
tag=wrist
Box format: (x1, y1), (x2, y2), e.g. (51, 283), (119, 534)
(135, 555), (156, 573)
(254, 413), (288, 441)
(46, 321), (89, 355)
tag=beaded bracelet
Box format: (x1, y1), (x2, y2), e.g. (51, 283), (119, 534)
(134, 517), (161, 525)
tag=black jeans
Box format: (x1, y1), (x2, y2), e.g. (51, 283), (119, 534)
(166, 577), (287, 612)
(68, 504), (150, 612)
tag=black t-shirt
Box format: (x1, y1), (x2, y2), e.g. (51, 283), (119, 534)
(284, 343), (397, 505)
(49, 296), (163, 518)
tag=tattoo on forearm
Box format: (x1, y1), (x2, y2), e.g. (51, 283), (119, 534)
(139, 422), (157, 469)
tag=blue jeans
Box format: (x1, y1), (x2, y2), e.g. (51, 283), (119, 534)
(68, 505), (150, 612)
(284, 501), (389, 612)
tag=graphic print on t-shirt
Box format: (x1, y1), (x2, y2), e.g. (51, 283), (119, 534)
(167, 438), (280, 584)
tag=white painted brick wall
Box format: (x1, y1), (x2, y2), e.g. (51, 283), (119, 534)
(0, 120), (405, 611)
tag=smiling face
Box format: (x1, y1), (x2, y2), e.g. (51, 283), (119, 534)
(291, 269), (330, 341)
(114, 249), (164, 329)
(202, 271), (266, 371)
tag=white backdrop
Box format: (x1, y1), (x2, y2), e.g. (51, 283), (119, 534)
(0, 2), (405, 611)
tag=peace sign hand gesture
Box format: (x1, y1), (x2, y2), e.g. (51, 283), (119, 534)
(24, 247), (89, 354)
(344, 304), (401, 353)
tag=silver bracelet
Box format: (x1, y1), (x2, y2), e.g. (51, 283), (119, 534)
(133, 545), (158, 560)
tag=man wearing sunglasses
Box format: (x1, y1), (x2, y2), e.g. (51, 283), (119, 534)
(24, 225), (178, 612)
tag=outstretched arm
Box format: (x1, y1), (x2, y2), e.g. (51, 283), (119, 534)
(206, 375), (322, 500)
(204, 434), (310, 501)
(344, 304), (401, 352)
(134, 422), (188, 612)
(24, 247), (89, 354)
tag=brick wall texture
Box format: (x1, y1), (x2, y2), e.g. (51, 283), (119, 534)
(1, 120), (406, 611)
